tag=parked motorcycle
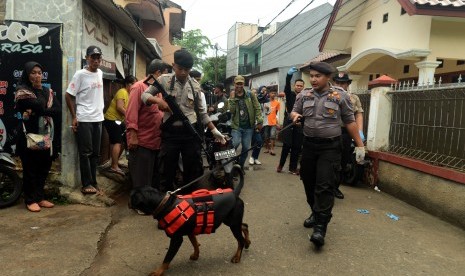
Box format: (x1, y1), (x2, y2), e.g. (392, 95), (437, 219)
(204, 104), (244, 195)
(342, 140), (367, 186)
(174, 102), (244, 195)
(0, 145), (22, 208)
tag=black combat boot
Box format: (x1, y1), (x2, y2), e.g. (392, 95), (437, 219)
(303, 213), (315, 228)
(310, 213), (332, 248)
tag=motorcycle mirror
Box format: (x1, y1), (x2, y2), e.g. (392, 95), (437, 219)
(217, 102), (225, 109)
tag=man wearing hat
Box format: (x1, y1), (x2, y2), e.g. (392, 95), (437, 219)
(333, 72), (365, 199)
(65, 45), (105, 195)
(142, 49), (226, 193)
(228, 75), (264, 170)
(290, 62), (365, 248)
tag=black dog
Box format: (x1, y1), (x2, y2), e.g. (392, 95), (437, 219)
(129, 186), (251, 276)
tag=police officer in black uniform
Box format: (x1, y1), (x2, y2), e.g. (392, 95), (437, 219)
(290, 62), (365, 248)
(142, 49), (226, 193)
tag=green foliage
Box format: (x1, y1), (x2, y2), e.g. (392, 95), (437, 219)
(173, 29), (212, 70)
(202, 55), (227, 85)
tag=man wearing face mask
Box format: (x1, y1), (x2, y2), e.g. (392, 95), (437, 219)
(142, 49), (225, 193)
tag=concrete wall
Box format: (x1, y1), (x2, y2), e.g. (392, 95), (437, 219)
(378, 161), (465, 229)
(350, 0), (432, 57)
(261, 3), (332, 71)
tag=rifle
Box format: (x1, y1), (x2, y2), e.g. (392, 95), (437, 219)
(143, 75), (210, 162)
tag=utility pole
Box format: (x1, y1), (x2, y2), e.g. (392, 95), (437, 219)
(214, 43), (218, 84)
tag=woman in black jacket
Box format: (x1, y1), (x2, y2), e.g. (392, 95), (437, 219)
(15, 61), (61, 212)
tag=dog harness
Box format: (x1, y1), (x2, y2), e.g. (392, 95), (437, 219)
(159, 188), (233, 237)
(159, 200), (195, 236)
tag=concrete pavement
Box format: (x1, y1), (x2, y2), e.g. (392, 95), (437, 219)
(1, 151), (465, 275)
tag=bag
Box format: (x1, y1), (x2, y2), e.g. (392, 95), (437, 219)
(20, 87), (54, 154)
(25, 131), (51, 150)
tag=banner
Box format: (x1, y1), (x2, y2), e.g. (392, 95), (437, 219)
(0, 21), (62, 153)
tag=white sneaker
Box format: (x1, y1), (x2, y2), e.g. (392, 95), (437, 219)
(254, 159), (262, 165)
(249, 157), (255, 165)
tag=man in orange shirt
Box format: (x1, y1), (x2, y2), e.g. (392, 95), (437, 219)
(263, 87), (280, 155)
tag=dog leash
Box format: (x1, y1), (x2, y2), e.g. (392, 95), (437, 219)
(168, 144), (259, 196)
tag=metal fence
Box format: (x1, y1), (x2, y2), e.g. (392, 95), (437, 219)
(388, 86), (465, 172)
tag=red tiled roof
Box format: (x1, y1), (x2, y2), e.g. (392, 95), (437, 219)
(300, 51), (347, 69)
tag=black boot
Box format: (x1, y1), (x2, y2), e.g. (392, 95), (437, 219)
(303, 214), (315, 228)
(310, 213), (332, 248)
(334, 188), (344, 199)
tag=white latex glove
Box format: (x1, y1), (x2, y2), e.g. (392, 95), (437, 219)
(354, 147), (365, 163)
(211, 127), (226, 144)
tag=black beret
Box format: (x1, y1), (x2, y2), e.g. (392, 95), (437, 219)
(308, 62), (335, 75)
(174, 49), (194, 69)
(333, 72), (352, 82)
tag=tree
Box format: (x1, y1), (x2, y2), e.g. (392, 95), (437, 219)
(202, 55), (227, 85)
(173, 29), (212, 70)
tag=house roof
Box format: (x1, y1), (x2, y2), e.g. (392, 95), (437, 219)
(319, 0), (465, 52)
(300, 51), (350, 70)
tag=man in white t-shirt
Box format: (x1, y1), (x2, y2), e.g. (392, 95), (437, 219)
(65, 45), (105, 195)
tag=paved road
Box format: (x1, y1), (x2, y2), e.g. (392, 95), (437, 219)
(1, 151), (465, 276)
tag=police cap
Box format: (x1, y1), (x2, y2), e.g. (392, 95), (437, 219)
(308, 62), (335, 75)
(333, 72), (352, 83)
(174, 49), (194, 69)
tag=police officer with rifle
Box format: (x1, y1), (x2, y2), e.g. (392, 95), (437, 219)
(142, 49), (226, 193)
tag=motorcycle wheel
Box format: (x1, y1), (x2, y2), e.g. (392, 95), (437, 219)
(0, 166), (22, 208)
(229, 165), (244, 196)
(344, 155), (365, 186)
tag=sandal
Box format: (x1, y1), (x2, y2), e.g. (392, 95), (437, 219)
(27, 203), (41, 212)
(270, 151), (276, 156)
(109, 167), (125, 176)
(81, 185), (98, 194)
(38, 200), (54, 208)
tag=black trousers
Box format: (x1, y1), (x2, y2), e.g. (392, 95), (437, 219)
(128, 146), (160, 189)
(158, 130), (203, 193)
(300, 137), (342, 215)
(278, 118), (303, 170)
(20, 149), (53, 205)
(76, 122), (102, 188)
(338, 127), (353, 188)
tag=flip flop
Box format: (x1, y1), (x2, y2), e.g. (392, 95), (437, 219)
(81, 185), (97, 194)
(109, 168), (125, 176)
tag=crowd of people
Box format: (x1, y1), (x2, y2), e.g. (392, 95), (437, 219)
(16, 44), (367, 249)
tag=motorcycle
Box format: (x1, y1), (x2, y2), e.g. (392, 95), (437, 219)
(0, 144), (23, 208)
(204, 103), (244, 195)
(342, 140), (367, 186)
(174, 102), (244, 195)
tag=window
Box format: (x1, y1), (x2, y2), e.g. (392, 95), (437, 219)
(383, 13), (389, 23)
(457, 60), (465, 66)
(367, 20), (372, 30)
(403, 65), (410, 74)
(255, 53), (259, 67)
(437, 59), (444, 68)
(401, 8), (406, 15)
(243, 53), (248, 65)
(369, 75), (373, 81)
(376, 74), (380, 79)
